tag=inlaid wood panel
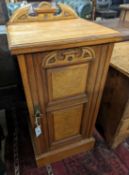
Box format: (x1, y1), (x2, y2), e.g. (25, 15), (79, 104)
(47, 64), (89, 100)
(53, 105), (83, 141)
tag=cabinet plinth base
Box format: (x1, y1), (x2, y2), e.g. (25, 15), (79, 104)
(36, 137), (95, 167)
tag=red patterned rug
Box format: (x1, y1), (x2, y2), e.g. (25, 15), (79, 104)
(5, 108), (129, 175)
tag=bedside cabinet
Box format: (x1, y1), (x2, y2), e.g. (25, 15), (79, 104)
(7, 2), (121, 166)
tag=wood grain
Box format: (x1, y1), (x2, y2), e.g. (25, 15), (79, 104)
(48, 64), (89, 100)
(7, 18), (121, 54)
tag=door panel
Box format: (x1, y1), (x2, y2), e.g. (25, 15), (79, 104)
(53, 105), (83, 141)
(47, 64), (89, 101)
(47, 104), (85, 148)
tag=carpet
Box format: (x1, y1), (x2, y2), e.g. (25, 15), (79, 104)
(5, 108), (129, 175)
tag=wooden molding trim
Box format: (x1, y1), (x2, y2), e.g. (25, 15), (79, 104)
(47, 94), (88, 112)
(42, 47), (95, 68)
(9, 2), (78, 24)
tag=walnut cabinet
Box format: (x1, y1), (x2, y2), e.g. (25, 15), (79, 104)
(7, 2), (121, 166)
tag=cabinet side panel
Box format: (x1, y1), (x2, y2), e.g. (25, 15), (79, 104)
(17, 54), (49, 155)
(87, 43), (114, 137)
(82, 44), (114, 137)
(81, 46), (101, 136)
(17, 55), (34, 126)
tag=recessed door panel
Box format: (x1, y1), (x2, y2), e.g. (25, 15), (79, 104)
(47, 64), (89, 101)
(53, 105), (83, 141)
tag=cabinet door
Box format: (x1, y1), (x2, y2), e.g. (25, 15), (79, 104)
(24, 44), (111, 151)
(34, 46), (98, 149)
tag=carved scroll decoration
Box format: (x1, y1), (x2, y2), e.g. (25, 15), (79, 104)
(9, 2), (78, 24)
(42, 47), (95, 68)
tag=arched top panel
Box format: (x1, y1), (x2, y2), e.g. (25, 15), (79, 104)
(9, 2), (78, 24)
(42, 47), (95, 68)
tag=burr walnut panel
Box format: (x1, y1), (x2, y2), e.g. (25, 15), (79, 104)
(47, 64), (89, 100)
(53, 105), (83, 141)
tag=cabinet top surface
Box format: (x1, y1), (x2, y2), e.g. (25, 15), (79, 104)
(7, 19), (121, 54)
(7, 3), (121, 54)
